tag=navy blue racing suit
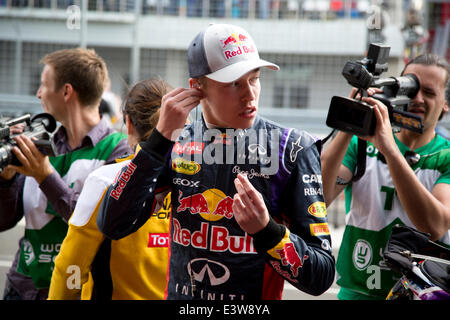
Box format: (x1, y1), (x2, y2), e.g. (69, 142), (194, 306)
(98, 115), (335, 300)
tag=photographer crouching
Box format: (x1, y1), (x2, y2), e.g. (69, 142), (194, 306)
(321, 53), (450, 300)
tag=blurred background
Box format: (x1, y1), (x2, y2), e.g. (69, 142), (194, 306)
(0, 0), (449, 299)
(0, 0), (448, 135)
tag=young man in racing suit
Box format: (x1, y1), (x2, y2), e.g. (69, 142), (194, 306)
(98, 23), (335, 300)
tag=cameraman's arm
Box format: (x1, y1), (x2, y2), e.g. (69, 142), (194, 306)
(321, 87), (374, 206)
(0, 122), (28, 230)
(0, 173), (25, 231)
(364, 97), (450, 240)
(321, 131), (353, 206)
(9, 135), (77, 221)
(387, 151), (450, 240)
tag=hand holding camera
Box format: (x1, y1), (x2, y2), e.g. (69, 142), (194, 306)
(358, 96), (398, 158)
(0, 113), (57, 183)
(326, 43), (423, 137)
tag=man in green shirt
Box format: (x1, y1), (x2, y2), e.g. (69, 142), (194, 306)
(0, 48), (129, 300)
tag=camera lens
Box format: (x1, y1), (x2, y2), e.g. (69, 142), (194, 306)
(0, 145), (13, 169)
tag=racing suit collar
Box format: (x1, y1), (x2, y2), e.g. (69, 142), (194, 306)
(200, 113), (262, 132)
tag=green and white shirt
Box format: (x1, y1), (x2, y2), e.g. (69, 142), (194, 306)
(0, 119), (129, 299)
(336, 134), (450, 300)
(17, 131), (126, 289)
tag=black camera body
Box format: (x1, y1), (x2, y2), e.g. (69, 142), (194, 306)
(0, 113), (58, 170)
(326, 43), (423, 136)
(327, 96), (377, 136)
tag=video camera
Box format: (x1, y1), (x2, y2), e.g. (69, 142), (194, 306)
(0, 113), (58, 171)
(326, 43), (423, 136)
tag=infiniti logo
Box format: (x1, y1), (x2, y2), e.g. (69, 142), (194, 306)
(248, 143), (267, 155)
(187, 258), (230, 286)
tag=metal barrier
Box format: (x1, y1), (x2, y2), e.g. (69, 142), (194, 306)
(1, 0), (372, 20)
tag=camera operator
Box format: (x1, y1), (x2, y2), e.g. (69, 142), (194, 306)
(321, 53), (450, 300)
(0, 48), (130, 300)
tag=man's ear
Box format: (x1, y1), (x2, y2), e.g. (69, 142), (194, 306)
(189, 78), (200, 89)
(62, 83), (74, 102)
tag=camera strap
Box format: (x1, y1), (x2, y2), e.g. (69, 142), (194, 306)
(336, 138), (367, 185)
(321, 129), (336, 145)
(323, 128), (367, 185)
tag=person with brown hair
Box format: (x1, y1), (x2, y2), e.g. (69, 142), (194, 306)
(48, 78), (172, 300)
(0, 48), (130, 300)
(321, 53), (450, 300)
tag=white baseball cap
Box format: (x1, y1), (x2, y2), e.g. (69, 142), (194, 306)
(188, 24), (279, 83)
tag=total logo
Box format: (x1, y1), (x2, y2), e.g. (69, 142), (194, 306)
(148, 233), (169, 248)
(177, 189), (233, 221)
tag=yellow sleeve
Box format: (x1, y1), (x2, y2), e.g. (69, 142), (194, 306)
(48, 195), (106, 300)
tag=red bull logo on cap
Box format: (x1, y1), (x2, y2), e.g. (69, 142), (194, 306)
(177, 189), (234, 221)
(221, 32), (247, 48)
(220, 32), (256, 61)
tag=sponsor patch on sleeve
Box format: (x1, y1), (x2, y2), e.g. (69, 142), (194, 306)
(309, 223), (330, 236)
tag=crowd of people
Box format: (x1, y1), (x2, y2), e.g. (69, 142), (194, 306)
(0, 22), (448, 301)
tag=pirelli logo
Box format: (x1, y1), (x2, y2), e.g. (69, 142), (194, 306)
(310, 223), (330, 236)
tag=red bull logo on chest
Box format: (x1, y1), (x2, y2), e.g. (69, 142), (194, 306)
(174, 189), (256, 254)
(177, 189), (234, 221)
